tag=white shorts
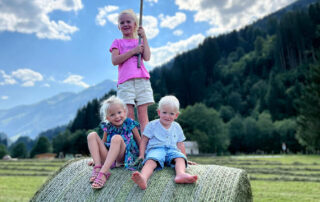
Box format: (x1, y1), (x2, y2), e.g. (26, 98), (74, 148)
(117, 78), (154, 106)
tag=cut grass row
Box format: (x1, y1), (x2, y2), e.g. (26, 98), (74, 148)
(0, 159), (67, 177)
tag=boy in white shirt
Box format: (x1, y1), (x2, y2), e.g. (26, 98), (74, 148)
(131, 95), (198, 190)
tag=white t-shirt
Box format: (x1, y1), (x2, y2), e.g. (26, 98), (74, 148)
(143, 119), (186, 151)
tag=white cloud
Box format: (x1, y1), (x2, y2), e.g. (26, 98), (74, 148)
(159, 12), (186, 29)
(0, 70), (17, 85)
(63, 75), (89, 88)
(143, 15), (159, 39)
(1, 96), (9, 100)
(107, 13), (119, 25)
(175, 0), (296, 36)
(0, 69), (43, 87)
(0, 0), (83, 40)
(173, 29), (183, 36)
(149, 34), (205, 67)
(11, 69), (43, 87)
(95, 5), (119, 26)
(175, 0), (200, 11)
(43, 0), (83, 12)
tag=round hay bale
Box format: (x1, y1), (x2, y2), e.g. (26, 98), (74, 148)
(31, 158), (252, 202)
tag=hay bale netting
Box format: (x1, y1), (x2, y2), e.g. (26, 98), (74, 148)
(31, 158), (252, 202)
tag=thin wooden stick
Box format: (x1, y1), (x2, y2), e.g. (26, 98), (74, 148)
(138, 0), (143, 68)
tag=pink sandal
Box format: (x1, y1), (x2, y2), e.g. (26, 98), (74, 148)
(91, 172), (111, 189)
(89, 165), (102, 183)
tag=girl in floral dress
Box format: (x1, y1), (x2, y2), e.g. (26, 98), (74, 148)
(87, 95), (141, 189)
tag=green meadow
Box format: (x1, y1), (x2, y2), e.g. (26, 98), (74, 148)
(0, 159), (67, 202)
(0, 155), (319, 202)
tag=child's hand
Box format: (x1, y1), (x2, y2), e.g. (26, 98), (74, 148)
(131, 158), (144, 170)
(187, 160), (197, 165)
(137, 26), (146, 38)
(132, 44), (144, 55)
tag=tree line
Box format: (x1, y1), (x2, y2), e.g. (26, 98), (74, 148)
(149, 2), (320, 153)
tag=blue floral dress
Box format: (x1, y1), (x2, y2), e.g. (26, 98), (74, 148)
(100, 118), (140, 170)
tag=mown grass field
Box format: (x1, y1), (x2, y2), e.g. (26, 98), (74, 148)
(0, 155), (319, 202)
(0, 159), (67, 202)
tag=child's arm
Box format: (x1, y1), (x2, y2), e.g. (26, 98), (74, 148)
(111, 46), (143, 66)
(177, 142), (197, 165)
(138, 135), (149, 159)
(132, 127), (141, 147)
(177, 142), (186, 155)
(138, 26), (151, 61)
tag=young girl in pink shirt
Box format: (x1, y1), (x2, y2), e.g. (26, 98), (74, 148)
(110, 9), (154, 133)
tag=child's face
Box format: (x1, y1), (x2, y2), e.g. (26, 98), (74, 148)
(106, 103), (126, 127)
(157, 105), (179, 129)
(118, 13), (136, 37)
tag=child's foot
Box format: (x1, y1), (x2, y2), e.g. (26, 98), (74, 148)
(175, 173), (198, 184)
(131, 171), (147, 190)
(89, 165), (102, 183)
(92, 172), (111, 189)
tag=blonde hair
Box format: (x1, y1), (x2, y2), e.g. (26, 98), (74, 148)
(158, 95), (180, 112)
(118, 9), (139, 38)
(100, 95), (127, 122)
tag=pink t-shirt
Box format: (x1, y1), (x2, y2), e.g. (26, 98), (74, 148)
(109, 38), (150, 85)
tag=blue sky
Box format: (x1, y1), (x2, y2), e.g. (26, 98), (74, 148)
(0, 0), (296, 110)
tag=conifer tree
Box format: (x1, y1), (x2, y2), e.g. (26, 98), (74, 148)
(30, 136), (52, 158)
(11, 142), (28, 158)
(297, 62), (320, 152)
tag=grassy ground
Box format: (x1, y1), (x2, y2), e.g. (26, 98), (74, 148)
(0, 155), (319, 202)
(0, 159), (66, 202)
(189, 155), (320, 202)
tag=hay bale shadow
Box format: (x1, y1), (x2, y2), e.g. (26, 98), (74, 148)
(31, 158), (252, 202)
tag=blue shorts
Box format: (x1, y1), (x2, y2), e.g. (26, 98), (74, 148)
(143, 146), (187, 169)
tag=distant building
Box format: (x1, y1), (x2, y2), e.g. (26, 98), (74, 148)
(65, 154), (75, 159)
(184, 141), (199, 155)
(3, 155), (11, 160)
(2, 155), (17, 161)
(35, 153), (56, 159)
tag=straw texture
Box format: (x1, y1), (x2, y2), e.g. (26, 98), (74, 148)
(31, 158), (252, 202)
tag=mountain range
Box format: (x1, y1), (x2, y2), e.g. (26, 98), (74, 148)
(0, 79), (116, 140)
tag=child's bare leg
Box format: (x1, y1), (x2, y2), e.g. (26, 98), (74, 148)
(92, 135), (126, 188)
(100, 135), (126, 173)
(137, 103), (149, 133)
(174, 158), (198, 184)
(87, 132), (108, 166)
(127, 104), (135, 120)
(131, 160), (157, 190)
